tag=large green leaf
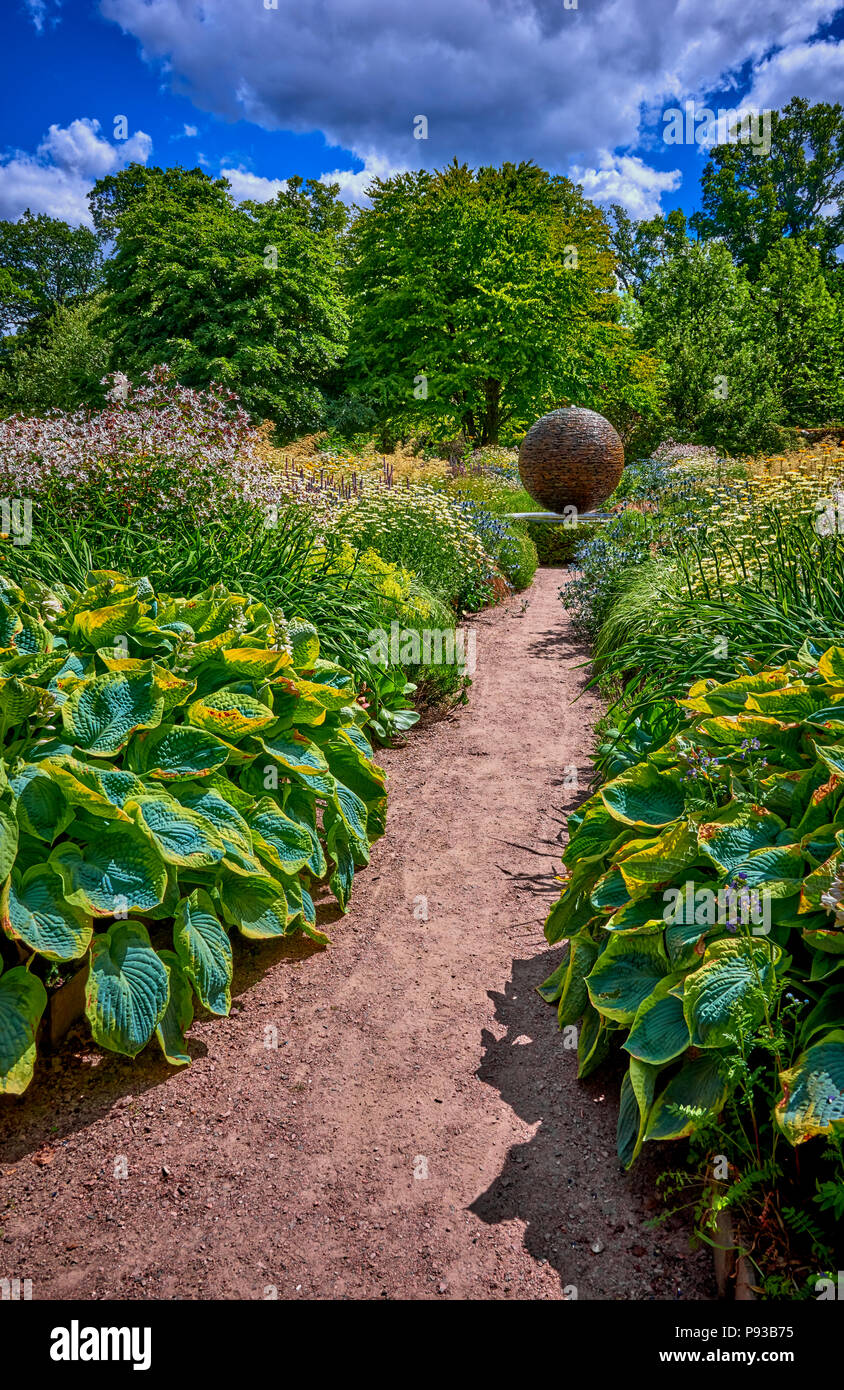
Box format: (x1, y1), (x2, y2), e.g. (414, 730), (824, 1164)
(698, 805), (785, 874)
(50, 828), (167, 916)
(219, 875), (289, 939)
(0, 966), (47, 1094)
(600, 763), (685, 828)
(61, 668), (164, 755)
(248, 798), (313, 875)
(186, 687), (276, 743)
(586, 932), (668, 1024)
(37, 754), (144, 822)
(0, 786), (19, 882)
(173, 889), (232, 1016)
(645, 1053), (728, 1141)
(258, 731), (336, 796)
(683, 937), (780, 1048)
(127, 724), (230, 780)
(617, 1057), (661, 1167)
(775, 1031), (844, 1144)
(86, 920), (169, 1056)
(128, 793), (225, 868)
(155, 948), (194, 1066)
(623, 974), (690, 1064)
(2, 864), (92, 961)
(10, 764), (73, 843)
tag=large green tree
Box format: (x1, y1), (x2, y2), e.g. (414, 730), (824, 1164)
(0, 299), (112, 417)
(754, 238), (844, 425)
(345, 160), (661, 447)
(98, 168), (348, 431)
(690, 98), (844, 280)
(636, 240), (783, 452)
(0, 211), (102, 333)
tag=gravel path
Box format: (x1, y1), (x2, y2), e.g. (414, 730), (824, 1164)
(0, 568), (714, 1301)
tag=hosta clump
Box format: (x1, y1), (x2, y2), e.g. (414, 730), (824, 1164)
(0, 570), (386, 1094)
(541, 644), (844, 1165)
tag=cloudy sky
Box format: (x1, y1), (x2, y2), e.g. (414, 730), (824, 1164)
(1, 0), (843, 225)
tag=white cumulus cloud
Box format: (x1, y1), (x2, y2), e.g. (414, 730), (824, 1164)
(570, 155), (682, 220)
(99, 0), (842, 201)
(0, 117), (152, 223)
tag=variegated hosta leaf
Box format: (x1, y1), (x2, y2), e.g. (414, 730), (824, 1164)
(586, 931), (668, 1024)
(600, 763), (685, 829)
(683, 937), (781, 1048)
(282, 786), (327, 877)
(331, 782), (371, 859)
(173, 783), (255, 861)
(617, 822), (699, 892)
(173, 889), (232, 1016)
(698, 804), (786, 874)
(0, 676), (46, 722)
(623, 974), (690, 1065)
(248, 798), (313, 875)
(554, 938), (599, 1027)
(617, 1058), (661, 1168)
(0, 966), (47, 1095)
(127, 724), (230, 781)
(645, 1053), (728, 1142)
(38, 754), (145, 822)
(61, 668), (164, 755)
(288, 618), (320, 669)
(776, 1031), (844, 1144)
(577, 1001), (610, 1078)
(70, 598), (142, 647)
(2, 864), (92, 961)
(10, 764), (73, 843)
(186, 687), (276, 743)
(127, 793), (225, 869)
(156, 949), (194, 1066)
(86, 920), (170, 1057)
(214, 648), (292, 680)
(0, 787), (19, 882)
(50, 828), (168, 916)
(259, 731), (336, 796)
(326, 818), (354, 911)
(219, 874), (289, 938)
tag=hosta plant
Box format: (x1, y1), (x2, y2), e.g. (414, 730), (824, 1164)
(0, 570), (386, 1094)
(541, 643), (844, 1165)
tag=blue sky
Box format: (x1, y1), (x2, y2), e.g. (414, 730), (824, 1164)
(2, 0), (843, 226)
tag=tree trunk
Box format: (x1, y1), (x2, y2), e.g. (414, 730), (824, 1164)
(481, 378), (502, 446)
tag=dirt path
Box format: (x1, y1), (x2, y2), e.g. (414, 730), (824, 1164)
(0, 569), (714, 1301)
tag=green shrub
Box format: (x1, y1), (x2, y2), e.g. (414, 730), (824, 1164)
(0, 570), (386, 1093)
(336, 482), (496, 611)
(527, 521), (599, 566)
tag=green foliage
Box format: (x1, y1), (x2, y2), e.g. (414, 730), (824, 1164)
(690, 98), (844, 281)
(636, 241), (784, 453)
(0, 570), (387, 1091)
(98, 167), (348, 432)
(336, 482), (498, 611)
(345, 160), (661, 447)
(0, 299), (111, 416)
(0, 211), (102, 334)
(541, 651), (844, 1168)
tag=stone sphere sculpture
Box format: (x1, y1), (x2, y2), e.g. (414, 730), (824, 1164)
(518, 406), (624, 514)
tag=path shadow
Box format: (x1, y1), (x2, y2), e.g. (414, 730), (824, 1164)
(468, 951), (715, 1301)
(0, 917), (334, 1164)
